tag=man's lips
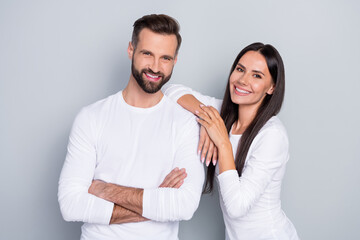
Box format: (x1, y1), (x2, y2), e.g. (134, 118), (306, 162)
(144, 72), (162, 82)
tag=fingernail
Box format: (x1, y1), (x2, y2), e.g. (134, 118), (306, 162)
(195, 110), (199, 114)
(212, 159), (217, 166)
(201, 157), (205, 163)
(197, 150), (201, 155)
(206, 161), (210, 167)
(200, 104), (204, 108)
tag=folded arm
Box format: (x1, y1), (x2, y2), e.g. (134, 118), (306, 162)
(89, 119), (204, 222)
(58, 108), (146, 225)
(89, 168), (187, 217)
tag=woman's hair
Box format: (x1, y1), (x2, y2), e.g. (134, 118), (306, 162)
(204, 42), (285, 193)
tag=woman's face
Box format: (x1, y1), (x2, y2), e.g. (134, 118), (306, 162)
(229, 51), (275, 109)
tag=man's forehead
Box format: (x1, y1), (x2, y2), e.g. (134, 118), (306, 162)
(136, 28), (177, 54)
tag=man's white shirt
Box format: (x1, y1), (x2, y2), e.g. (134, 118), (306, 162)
(58, 91), (204, 240)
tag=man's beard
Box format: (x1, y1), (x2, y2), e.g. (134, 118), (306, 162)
(131, 59), (172, 94)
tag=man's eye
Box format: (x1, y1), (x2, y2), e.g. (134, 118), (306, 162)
(236, 67), (244, 72)
(163, 57), (171, 61)
(143, 52), (150, 56)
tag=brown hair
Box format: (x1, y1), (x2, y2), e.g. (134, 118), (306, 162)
(204, 42), (285, 193)
(132, 14), (182, 54)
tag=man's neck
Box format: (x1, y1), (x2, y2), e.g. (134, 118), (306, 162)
(122, 76), (164, 108)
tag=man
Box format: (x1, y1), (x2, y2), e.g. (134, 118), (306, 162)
(58, 14), (204, 240)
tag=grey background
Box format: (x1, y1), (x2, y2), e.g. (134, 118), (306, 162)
(1, 0), (359, 239)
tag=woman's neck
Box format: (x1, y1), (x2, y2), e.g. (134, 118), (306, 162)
(232, 104), (258, 135)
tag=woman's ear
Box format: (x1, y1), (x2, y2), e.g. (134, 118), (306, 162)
(267, 84), (275, 95)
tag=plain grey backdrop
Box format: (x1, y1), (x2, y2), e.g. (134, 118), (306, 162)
(1, 0), (359, 239)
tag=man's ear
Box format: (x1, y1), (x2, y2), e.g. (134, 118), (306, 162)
(267, 84), (275, 95)
(127, 42), (134, 59)
(174, 55), (178, 65)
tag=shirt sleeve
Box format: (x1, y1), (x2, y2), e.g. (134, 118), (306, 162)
(162, 84), (223, 111)
(142, 115), (205, 221)
(58, 108), (114, 224)
(217, 127), (289, 219)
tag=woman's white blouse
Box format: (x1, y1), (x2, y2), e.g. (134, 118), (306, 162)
(163, 84), (299, 240)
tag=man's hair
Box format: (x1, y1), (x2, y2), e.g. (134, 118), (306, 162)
(132, 14), (182, 54)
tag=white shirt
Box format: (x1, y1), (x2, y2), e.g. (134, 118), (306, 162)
(58, 91), (204, 240)
(163, 84), (299, 240)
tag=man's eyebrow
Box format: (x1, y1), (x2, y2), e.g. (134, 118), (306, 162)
(139, 49), (152, 54)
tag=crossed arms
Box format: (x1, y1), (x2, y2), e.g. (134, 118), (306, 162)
(58, 107), (204, 225)
(88, 168), (187, 224)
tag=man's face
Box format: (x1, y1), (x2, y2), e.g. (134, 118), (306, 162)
(128, 28), (178, 94)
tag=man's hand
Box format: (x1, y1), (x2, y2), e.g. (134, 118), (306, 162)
(198, 125), (218, 167)
(159, 168), (187, 188)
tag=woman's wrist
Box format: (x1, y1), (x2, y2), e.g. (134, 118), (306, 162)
(217, 142), (236, 173)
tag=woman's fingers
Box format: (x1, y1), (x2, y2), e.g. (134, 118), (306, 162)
(195, 110), (211, 125)
(198, 126), (207, 155)
(205, 141), (215, 167)
(196, 117), (210, 129)
(201, 134), (210, 163)
(200, 105), (221, 120)
(213, 147), (218, 166)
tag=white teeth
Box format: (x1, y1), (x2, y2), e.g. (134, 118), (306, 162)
(146, 73), (159, 78)
(235, 87), (250, 94)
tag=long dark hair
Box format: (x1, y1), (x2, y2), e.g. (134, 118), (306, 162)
(204, 42), (285, 193)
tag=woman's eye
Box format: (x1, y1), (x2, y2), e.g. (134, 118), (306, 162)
(254, 74), (261, 79)
(236, 68), (244, 72)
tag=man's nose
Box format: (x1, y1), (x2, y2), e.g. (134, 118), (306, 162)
(149, 59), (160, 73)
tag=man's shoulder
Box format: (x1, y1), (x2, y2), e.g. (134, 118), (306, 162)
(82, 91), (122, 114)
(164, 95), (195, 123)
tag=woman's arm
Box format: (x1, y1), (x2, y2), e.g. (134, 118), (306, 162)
(195, 105), (236, 173)
(163, 84), (222, 166)
(218, 127), (289, 219)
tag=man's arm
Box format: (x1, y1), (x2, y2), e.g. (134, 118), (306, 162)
(58, 108), (115, 224)
(89, 168), (188, 216)
(110, 204), (147, 224)
(89, 118), (204, 222)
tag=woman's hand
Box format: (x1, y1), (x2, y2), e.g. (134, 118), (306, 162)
(196, 105), (235, 171)
(198, 125), (218, 166)
(195, 105), (230, 152)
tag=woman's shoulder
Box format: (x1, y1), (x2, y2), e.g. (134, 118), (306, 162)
(255, 116), (289, 145)
(260, 116), (287, 134)
(248, 116), (289, 160)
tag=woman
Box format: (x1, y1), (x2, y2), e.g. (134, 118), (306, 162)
(163, 42), (299, 239)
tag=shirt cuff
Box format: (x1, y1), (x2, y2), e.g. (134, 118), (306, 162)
(142, 188), (158, 220)
(90, 195), (114, 224)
